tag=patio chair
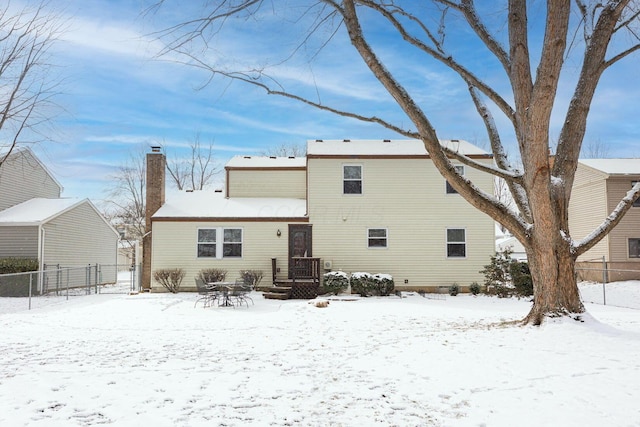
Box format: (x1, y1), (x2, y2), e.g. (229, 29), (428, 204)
(194, 277), (218, 308)
(228, 279), (253, 307)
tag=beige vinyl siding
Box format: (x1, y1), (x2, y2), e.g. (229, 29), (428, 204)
(0, 150), (61, 211)
(227, 169), (306, 199)
(42, 202), (118, 278)
(307, 157), (495, 288)
(569, 164), (610, 261)
(606, 176), (640, 262)
(0, 226), (38, 258)
(151, 220), (304, 291)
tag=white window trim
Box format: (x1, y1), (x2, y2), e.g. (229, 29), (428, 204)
(446, 227), (467, 259)
(197, 227), (243, 259)
(343, 164), (363, 195)
(445, 165), (465, 194)
(367, 227), (388, 249)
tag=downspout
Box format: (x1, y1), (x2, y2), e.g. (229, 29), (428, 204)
(38, 225), (45, 293)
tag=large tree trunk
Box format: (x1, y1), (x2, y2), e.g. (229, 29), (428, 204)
(524, 228), (584, 325)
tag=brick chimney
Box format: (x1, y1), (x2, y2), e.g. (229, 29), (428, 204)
(141, 146), (165, 291)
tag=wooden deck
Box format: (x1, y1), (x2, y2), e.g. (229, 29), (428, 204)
(264, 258), (321, 300)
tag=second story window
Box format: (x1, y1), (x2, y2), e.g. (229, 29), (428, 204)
(343, 165), (362, 194)
(446, 165), (465, 194)
(632, 181), (640, 207)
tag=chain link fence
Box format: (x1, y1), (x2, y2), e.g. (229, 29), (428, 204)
(0, 264), (141, 312)
(577, 260), (640, 310)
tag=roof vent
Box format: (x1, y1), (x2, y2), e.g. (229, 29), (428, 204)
(451, 139), (459, 142)
(343, 139), (351, 142)
(315, 139), (323, 142)
(186, 189), (193, 193)
(243, 156), (251, 159)
(383, 139), (391, 142)
(288, 156), (295, 159)
(269, 156), (277, 159)
(214, 189), (222, 193)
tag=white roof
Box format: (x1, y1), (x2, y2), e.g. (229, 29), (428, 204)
(0, 198), (83, 225)
(306, 139), (489, 156)
(579, 158), (640, 175)
(153, 191), (307, 219)
(225, 156), (306, 168)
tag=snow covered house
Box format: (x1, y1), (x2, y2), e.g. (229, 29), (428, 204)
(569, 159), (640, 281)
(0, 148), (119, 291)
(146, 139), (495, 293)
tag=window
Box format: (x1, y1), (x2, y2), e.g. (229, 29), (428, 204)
(343, 165), (362, 194)
(368, 228), (388, 248)
(197, 227), (242, 258)
(446, 165), (465, 194)
(197, 229), (217, 258)
(223, 228), (243, 257)
(447, 228), (466, 258)
(632, 181), (640, 207)
(629, 238), (640, 258)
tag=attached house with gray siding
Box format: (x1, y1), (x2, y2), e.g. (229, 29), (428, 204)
(0, 148), (120, 292)
(148, 139), (495, 293)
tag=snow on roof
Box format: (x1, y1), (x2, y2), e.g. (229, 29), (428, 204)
(579, 158), (640, 175)
(225, 156), (306, 168)
(306, 139), (489, 156)
(153, 191), (307, 219)
(0, 198), (83, 225)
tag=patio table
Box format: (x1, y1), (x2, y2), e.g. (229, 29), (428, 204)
(208, 282), (234, 307)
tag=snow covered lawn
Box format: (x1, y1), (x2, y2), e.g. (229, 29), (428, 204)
(1, 286), (639, 426)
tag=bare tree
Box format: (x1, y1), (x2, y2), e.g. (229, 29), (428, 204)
(0, 2), (63, 168)
(151, 1), (640, 325)
(106, 150), (147, 250)
(582, 138), (611, 158)
(165, 135), (221, 190)
(259, 142), (307, 157)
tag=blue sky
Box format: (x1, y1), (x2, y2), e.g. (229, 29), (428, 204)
(18, 1), (640, 203)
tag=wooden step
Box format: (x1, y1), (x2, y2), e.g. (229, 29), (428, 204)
(263, 292), (290, 300)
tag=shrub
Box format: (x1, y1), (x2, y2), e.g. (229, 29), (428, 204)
(0, 258), (38, 274)
(350, 272), (373, 297)
(448, 283), (460, 296)
(469, 282), (481, 296)
(239, 270), (264, 288)
(480, 249), (532, 298)
(371, 273), (395, 296)
(322, 271), (349, 295)
(153, 268), (185, 293)
(0, 258), (40, 297)
(197, 268), (227, 284)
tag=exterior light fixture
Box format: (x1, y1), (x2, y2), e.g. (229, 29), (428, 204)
(277, 229), (282, 237)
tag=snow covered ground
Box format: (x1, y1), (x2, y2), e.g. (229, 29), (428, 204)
(1, 278), (639, 426)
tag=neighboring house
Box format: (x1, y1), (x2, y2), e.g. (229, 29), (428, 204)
(0, 148), (120, 292)
(148, 139), (495, 292)
(495, 227), (527, 261)
(569, 158), (640, 281)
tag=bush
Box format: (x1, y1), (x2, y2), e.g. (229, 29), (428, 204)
(350, 272), (373, 297)
(371, 273), (395, 296)
(469, 282), (481, 296)
(197, 268), (227, 284)
(322, 271), (349, 295)
(448, 283), (460, 296)
(153, 268), (185, 293)
(480, 249), (532, 298)
(0, 258), (38, 274)
(0, 258), (40, 297)
(239, 270), (264, 288)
